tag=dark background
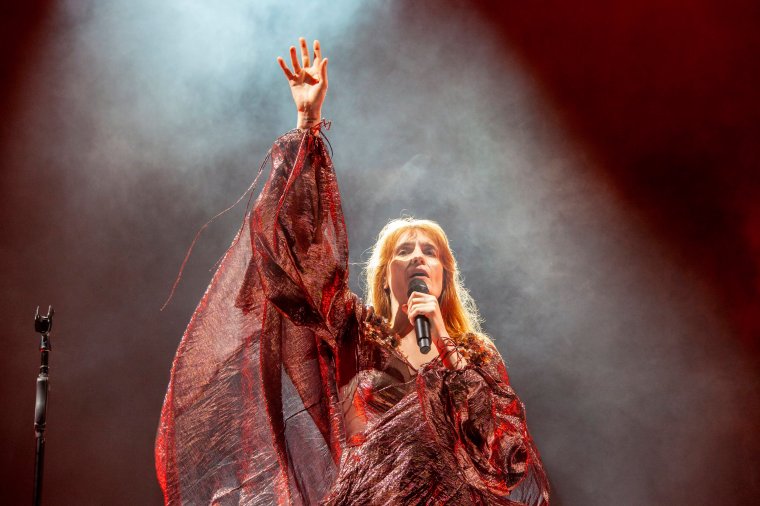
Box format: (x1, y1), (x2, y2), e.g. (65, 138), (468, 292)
(2, 1), (758, 504)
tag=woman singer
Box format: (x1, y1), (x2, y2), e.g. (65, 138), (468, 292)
(156, 38), (550, 505)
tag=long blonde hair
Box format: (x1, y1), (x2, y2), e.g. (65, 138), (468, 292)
(364, 217), (487, 344)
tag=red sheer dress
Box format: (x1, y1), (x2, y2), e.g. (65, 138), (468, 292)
(155, 129), (551, 505)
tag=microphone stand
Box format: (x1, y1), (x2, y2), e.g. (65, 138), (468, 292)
(33, 306), (54, 506)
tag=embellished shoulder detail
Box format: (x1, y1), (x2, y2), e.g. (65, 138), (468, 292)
(359, 305), (400, 349)
(453, 332), (496, 367)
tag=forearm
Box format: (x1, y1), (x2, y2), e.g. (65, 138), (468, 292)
(251, 130), (348, 338)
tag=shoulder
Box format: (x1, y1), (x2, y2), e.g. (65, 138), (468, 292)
(458, 333), (510, 382)
(457, 332), (495, 364)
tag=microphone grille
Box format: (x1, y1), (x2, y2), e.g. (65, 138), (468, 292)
(407, 278), (429, 297)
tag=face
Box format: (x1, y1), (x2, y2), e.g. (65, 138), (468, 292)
(385, 229), (445, 309)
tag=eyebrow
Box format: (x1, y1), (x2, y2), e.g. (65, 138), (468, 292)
(395, 241), (438, 251)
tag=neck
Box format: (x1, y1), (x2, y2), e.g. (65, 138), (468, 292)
(390, 305), (413, 337)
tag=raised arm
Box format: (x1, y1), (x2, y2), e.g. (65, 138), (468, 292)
(156, 39), (349, 505)
(239, 38), (350, 346)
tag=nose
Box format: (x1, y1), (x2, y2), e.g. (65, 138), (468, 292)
(410, 244), (426, 265)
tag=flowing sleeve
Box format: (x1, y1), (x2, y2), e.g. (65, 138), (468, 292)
(155, 129), (353, 506)
(419, 343), (551, 505)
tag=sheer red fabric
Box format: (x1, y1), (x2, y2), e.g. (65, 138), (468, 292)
(156, 130), (550, 505)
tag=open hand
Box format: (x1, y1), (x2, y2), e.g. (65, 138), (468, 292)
(277, 38), (328, 129)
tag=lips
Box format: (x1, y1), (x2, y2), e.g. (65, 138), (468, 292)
(409, 270), (429, 279)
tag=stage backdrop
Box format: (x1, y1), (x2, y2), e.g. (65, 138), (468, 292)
(1, 1), (758, 504)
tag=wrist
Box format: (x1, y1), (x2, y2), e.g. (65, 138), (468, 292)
(433, 332), (454, 354)
(435, 333), (466, 370)
(297, 109), (322, 130)
(440, 344), (466, 370)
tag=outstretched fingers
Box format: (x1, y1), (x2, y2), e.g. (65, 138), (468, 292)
(299, 37), (311, 68)
(320, 58), (328, 88)
(313, 40), (327, 88)
(289, 46), (302, 74)
(277, 57), (295, 80)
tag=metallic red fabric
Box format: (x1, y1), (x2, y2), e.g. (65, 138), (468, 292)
(156, 130), (550, 505)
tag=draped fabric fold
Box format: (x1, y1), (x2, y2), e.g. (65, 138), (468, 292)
(156, 129), (550, 505)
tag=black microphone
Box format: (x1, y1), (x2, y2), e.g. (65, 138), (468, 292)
(407, 278), (432, 354)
